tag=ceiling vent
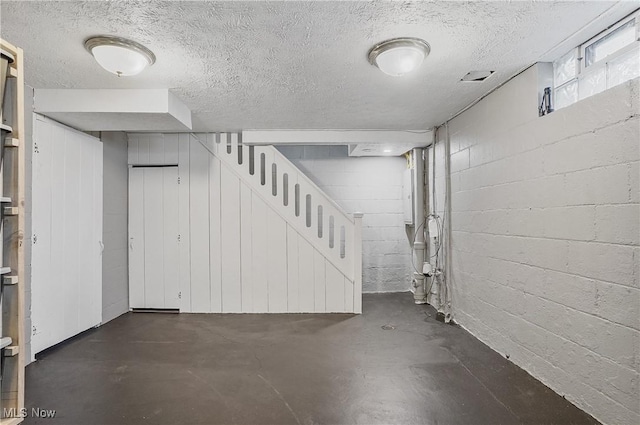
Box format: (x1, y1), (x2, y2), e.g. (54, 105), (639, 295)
(461, 70), (494, 82)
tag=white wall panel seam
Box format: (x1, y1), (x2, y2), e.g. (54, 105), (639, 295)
(238, 177), (242, 312)
(211, 136), (216, 312)
(285, 223), (289, 311)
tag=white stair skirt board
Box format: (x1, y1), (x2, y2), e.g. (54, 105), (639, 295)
(31, 115), (103, 355)
(127, 133), (363, 314)
(128, 166), (180, 310)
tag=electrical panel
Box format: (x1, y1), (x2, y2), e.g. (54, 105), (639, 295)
(403, 168), (414, 225)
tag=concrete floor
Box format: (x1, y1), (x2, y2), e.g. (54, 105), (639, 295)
(23, 293), (599, 425)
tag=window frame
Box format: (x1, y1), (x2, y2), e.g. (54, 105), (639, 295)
(553, 9), (640, 110)
(579, 11), (640, 73)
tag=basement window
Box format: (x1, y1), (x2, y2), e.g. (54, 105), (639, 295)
(553, 10), (639, 110)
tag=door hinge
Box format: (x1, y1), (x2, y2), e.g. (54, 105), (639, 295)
(177, 234), (181, 242)
(32, 325), (37, 336)
(177, 176), (181, 184)
(178, 291), (182, 299)
(33, 234), (37, 244)
(34, 143), (39, 154)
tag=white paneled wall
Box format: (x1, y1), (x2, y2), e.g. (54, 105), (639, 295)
(128, 133), (179, 165)
(128, 167), (179, 309)
(188, 137), (211, 312)
(127, 133), (362, 313)
(31, 115), (103, 355)
(432, 71), (639, 425)
(101, 132), (129, 324)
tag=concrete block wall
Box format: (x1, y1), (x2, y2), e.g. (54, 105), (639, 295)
(278, 145), (412, 293)
(101, 132), (129, 323)
(434, 65), (639, 425)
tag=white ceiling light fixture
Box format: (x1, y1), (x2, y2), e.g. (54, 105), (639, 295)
(85, 36), (156, 77)
(368, 37), (431, 77)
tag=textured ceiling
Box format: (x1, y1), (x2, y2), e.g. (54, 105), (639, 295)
(0, 1), (626, 131)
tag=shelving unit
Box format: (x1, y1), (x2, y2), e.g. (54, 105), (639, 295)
(0, 38), (25, 425)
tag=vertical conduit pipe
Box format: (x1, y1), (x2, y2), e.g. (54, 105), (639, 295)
(412, 148), (427, 304)
(424, 129), (434, 304)
(443, 122), (453, 322)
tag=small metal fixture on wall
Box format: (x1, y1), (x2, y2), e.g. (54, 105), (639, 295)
(539, 87), (553, 116)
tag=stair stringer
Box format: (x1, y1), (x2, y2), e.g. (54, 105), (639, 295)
(203, 133), (358, 281)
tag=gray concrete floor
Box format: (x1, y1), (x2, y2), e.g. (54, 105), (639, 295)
(23, 293), (598, 425)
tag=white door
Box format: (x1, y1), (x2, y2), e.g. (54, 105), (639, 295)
(31, 114), (103, 356)
(128, 167), (179, 309)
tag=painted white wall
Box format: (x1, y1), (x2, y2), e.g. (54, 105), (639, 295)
(278, 146), (412, 293)
(101, 132), (129, 323)
(31, 115), (103, 356)
(128, 166), (179, 310)
(432, 66), (639, 425)
(127, 134), (361, 313)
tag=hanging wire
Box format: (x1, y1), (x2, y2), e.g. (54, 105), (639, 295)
(410, 217), (427, 274)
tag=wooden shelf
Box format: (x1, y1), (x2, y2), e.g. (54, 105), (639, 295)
(0, 418), (24, 425)
(4, 138), (19, 148)
(1, 36), (25, 425)
(0, 337), (12, 350)
(3, 345), (19, 357)
(2, 275), (18, 285)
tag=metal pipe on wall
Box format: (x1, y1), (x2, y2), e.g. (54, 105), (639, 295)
(442, 122), (453, 322)
(412, 147), (427, 304)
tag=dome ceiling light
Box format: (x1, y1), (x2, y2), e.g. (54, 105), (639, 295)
(368, 37), (430, 77)
(85, 36), (156, 77)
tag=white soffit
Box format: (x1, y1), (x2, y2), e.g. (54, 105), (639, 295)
(348, 143), (425, 157)
(243, 130), (430, 145)
(33, 89), (192, 131)
(243, 129), (431, 157)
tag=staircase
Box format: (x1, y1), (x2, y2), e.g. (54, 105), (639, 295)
(127, 132), (363, 313)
